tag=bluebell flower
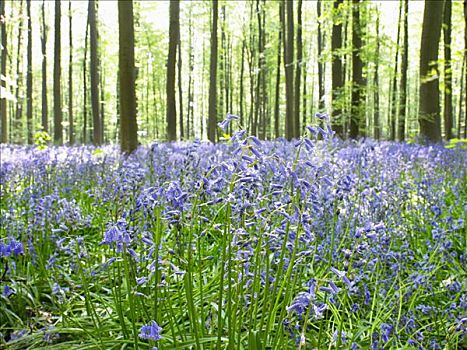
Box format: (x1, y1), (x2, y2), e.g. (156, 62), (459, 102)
(331, 330), (347, 345)
(139, 320), (162, 341)
(381, 323), (393, 343)
(218, 113), (239, 131)
(2, 285), (14, 298)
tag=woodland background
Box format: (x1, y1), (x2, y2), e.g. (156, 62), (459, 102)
(0, 0), (466, 152)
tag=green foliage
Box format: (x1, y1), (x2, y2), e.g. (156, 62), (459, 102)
(34, 131), (51, 150)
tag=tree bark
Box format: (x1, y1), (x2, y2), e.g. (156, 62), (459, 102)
(0, 0), (7, 143)
(398, 0), (408, 141)
(419, 0), (444, 143)
(464, 0), (467, 137)
(283, 0), (295, 140)
(68, 0), (74, 144)
(389, 1), (402, 141)
(41, 0), (48, 134)
(118, 0), (138, 153)
(83, 15), (89, 143)
(373, 9), (380, 140)
(166, 0), (179, 141)
(208, 0), (218, 143)
(14, 0), (24, 143)
(274, 1), (283, 139)
(443, 0), (453, 140)
(317, 0), (325, 111)
(178, 20), (183, 140)
(89, 0), (101, 145)
(294, 0), (302, 138)
(254, 0), (263, 138)
(349, 0), (364, 139)
(239, 38), (245, 131)
(26, 0), (33, 144)
(54, 0), (63, 144)
(187, 7), (194, 139)
(331, 0), (344, 137)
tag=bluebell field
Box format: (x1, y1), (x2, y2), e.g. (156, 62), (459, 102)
(0, 119), (466, 349)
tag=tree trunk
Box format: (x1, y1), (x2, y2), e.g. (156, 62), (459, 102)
(331, 0), (344, 137)
(254, 0), (263, 138)
(389, 1), (402, 141)
(41, 0), (48, 134)
(349, 0), (364, 139)
(83, 15), (89, 143)
(54, 0), (63, 144)
(283, 0), (295, 140)
(419, 0), (444, 143)
(398, 0), (408, 141)
(118, 0), (138, 153)
(68, 0), (74, 144)
(317, 0), (325, 111)
(89, 0), (101, 145)
(14, 0), (24, 143)
(166, 0), (179, 141)
(208, 0), (218, 143)
(26, 0), (33, 144)
(187, 7), (194, 139)
(0, 0), (7, 143)
(178, 22), (184, 140)
(443, 0), (453, 140)
(294, 0), (302, 138)
(458, 58), (465, 138)
(464, 0), (467, 137)
(274, 1), (282, 139)
(239, 39), (245, 131)
(373, 8), (380, 140)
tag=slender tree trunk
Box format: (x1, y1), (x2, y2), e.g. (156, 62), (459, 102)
(373, 9), (380, 140)
(254, 0), (263, 137)
(398, 0), (408, 141)
(40, 0), (48, 134)
(54, 0), (63, 144)
(118, 0), (138, 153)
(274, 1), (283, 139)
(294, 0), (302, 138)
(349, 0), (364, 139)
(14, 0), (24, 143)
(443, 0), (453, 140)
(26, 0), (33, 144)
(283, 0), (295, 140)
(458, 58), (465, 138)
(239, 39), (245, 129)
(100, 60), (105, 142)
(166, 0), (179, 141)
(464, 0), (467, 137)
(83, 16), (89, 143)
(247, 5), (255, 136)
(178, 24), (184, 140)
(68, 0), (74, 144)
(331, 0), (344, 137)
(317, 0), (324, 111)
(388, 2), (402, 141)
(0, 0), (7, 143)
(187, 8), (194, 139)
(302, 56), (308, 128)
(89, 0), (101, 145)
(207, 0), (218, 143)
(419, 0), (444, 143)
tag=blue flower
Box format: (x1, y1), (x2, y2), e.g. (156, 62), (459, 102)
(218, 113), (239, 131)
(139, 320), (162, 341)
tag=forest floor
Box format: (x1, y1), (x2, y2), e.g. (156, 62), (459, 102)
(1, 127), (466, 349)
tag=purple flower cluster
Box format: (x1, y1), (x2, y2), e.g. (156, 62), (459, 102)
(0, 122), (465, 348)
